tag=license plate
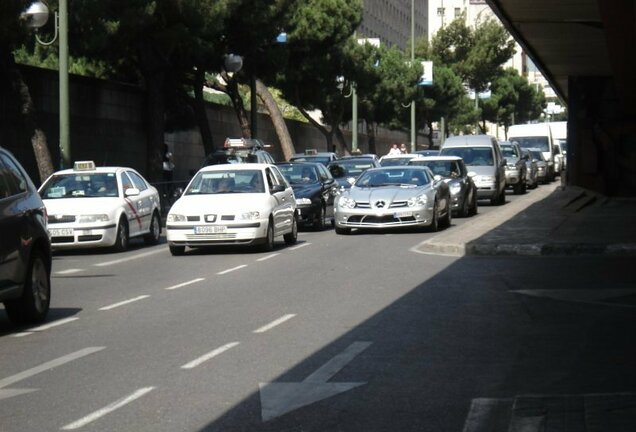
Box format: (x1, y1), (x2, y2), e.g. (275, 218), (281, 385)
(194, 225), (227, 234)
(393, 211), (413, 218)
(49, 228), (73, 236)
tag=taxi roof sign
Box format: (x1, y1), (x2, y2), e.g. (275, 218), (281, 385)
(304, 149), (318, 155)
(73, 161), (96, 171)
(223, 138), (266, 150)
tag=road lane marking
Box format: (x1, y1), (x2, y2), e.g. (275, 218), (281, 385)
(0, 347), (105, 390)
(253, 314), (296, 333)
(94, 248), (164, 267)
(165, 278), (205, 291)
(181, 342), (240, 370)
(99, 295), (150, 311)
(61, 387), (155, 430)
(289, 243), (311, 251)
(56, 269), (83, 275)
(217, 265), (247, 275)
(257, 253), (280, 262)
(12, 317), (79, 337)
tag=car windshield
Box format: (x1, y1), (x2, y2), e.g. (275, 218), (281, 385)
(440, 147), (494, 166)
(290, 156), (331, 166)
(557, 139), (567, 152)
(410, 160), (462, 178)
(277, 165), (320, 185)
(328, 160), (375, 178)
(186, 169), (265, 194)
(530, 150), (545, 161)
(511, 137), (549, 152)
(379, 157), (413, 167)
(355, 168), (430, 187)
(40, 173), (119, 199)
(500, 146), (519, 159)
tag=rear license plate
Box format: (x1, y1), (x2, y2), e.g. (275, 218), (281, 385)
(49, 228), (73, 236)
(194, 225), (227, 234)
(393, 211), (413, 218)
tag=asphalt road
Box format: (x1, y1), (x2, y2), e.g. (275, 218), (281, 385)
(1, 187), (635, 432)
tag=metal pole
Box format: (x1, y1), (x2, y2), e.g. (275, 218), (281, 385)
(250, 75), (257, 139)
(410, 0), (417, 152)
(352, 84), (358, 151)
(59, 0), (70, 169)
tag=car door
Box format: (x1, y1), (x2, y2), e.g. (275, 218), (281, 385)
(126, 170), (155, 233)
(268, 167), (294, 233)
(0, 153), (29, 296)
(120, 171), (144, 237)
(317, 164), (337, 219)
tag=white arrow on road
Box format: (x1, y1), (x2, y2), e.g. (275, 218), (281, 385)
(0, 347), (104, 401)
(259, 341), (372, 422)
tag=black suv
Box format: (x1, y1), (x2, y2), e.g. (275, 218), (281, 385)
(0, 147), (51, 324)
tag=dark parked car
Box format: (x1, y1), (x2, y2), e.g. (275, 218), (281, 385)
(327, 157), (380, 191)
(0, 147), (51, 324)
(409, 156), (478, 217)
(276, 162), (338, 230)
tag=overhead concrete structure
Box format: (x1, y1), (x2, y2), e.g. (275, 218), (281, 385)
(487, 0), (636, 196)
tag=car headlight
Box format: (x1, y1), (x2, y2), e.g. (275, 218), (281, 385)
(78, 214), (109, 223)
(238, 211), (260, 220)
(450, 184), (461, 195)
(295, 198), (312, 206)
(538, 167), (546, 172)
(507, 164), (517, 169)
(407, 194), (427, 207)
(339, 197), (356, 209)
(167, 214), (186, 222)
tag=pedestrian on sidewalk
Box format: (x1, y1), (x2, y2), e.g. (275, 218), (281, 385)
(162, 143), (175, 197)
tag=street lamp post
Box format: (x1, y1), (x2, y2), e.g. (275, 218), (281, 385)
(24, 0), (70, 169)
(410, 0), (416, 153)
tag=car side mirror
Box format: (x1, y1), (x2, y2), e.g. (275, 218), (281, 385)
(270, 184), (285, 194)
(125, 188), (140, 197)
(467, 171), (477, 178)
(433, 175), (443, 183)
(323, 178), (335, 186)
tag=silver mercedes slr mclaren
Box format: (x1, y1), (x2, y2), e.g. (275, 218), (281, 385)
(334, 166), (452, 234)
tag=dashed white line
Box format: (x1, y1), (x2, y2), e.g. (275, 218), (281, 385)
(253, 314), (296, 333)
(181, 342), (240, 370)
(56, 268), (83, 275)
(94, 248), (164, 267)
(12, 317), (79, 338)
(289, 242), (311, 251)
(61, 387), (155, 430)
(217, 265), (247, 275)
(257, 253), (280, 262)
(165, 278), (205, 291)
(99, 295), (150, 311)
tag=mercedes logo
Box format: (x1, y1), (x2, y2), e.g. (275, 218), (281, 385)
(375, 200), (386, 208)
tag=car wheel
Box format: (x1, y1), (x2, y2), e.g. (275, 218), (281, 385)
(490, 192), (499, 206)
(261, 219), (275, 251)
(460, 194), (470, 218)
(4, 249), (50, 324)
(169, 245), (185, 256)
(428, 201), (439, 232)
(335, 226), (351, 235)
(313, 206), (326, 231)
(113, 217), (129, 252)
(144, 211), (161, 245)
(284, 214), (298, 245)
(470, 192), (478, 216)
(440, 198), (452, 228)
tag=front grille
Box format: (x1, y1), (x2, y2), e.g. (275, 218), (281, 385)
(187, 216), (200, 222)
(221, 215), (235, 221)
(389, 201), (408, 208)
(355, 202), (371, 209)
(51, 236), (74, 243)
(78, 235), (102, 242)
(185, 233), (238, 241)
(49, 215), (76, 224)
(347, 215), (416, 224)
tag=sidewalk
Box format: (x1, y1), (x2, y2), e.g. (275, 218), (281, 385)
(411, 181), (636, 257)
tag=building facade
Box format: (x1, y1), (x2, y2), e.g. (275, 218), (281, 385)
(357, 0), (428, 50)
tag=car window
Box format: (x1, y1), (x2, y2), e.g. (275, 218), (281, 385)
(0, 153), (28, 195)
(0, 157), (13, 199)
(318, 164), (332, 181)
(120, 172), (134, 193)
(356, 169), (430, 187)
(186, 169), (265, 194)
(127, 171), (148, 191)
(40, 172), (119, 198)
(270, 166), (289, 187)
(265, 168), (277, 190)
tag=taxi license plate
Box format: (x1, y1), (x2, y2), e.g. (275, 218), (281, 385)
(393, 211), (413, 218)
(49, 228), (73, 236)
(194, 225), (227, 234)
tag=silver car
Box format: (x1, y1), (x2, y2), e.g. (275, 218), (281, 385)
(334, 166), (452, 234)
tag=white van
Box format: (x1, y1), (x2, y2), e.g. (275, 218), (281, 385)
(440, 135), (507, 205)
(548, 121), (567, 171)
(508, 123), (556, 181)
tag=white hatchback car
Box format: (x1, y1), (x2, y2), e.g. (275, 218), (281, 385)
(166, 164), (297, 255)
(39, 161), (161, 251)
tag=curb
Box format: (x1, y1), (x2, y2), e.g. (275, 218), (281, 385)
(414, 242), (636, 257)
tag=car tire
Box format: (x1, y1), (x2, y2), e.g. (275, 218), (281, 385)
(460, 195), (470, 218)
(490, 192), (499, 206)
(313, 206), (326, 231)
(144, 211), (161, 245)
(470, 192), (478, 216)
(335, 226), (351, 235)
(4, 249), (50, 324)
(113, 217), (129, 252)
(169, 245), (185, 256)
(284, 214), (298, 245)
(497, 187), (506, 205)
(428, 201), (439, 232)
(261, 219), (275, 251)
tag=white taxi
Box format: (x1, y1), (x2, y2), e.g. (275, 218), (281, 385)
(166, 164), (297, 255)
(38, 161), (161, 251)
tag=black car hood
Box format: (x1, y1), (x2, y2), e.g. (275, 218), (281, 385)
(291, 183), (322, 198)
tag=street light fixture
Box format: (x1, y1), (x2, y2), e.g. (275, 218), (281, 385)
(23, 0), (70, 169)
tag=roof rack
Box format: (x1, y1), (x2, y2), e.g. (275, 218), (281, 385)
(224, 137), (267, 150)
